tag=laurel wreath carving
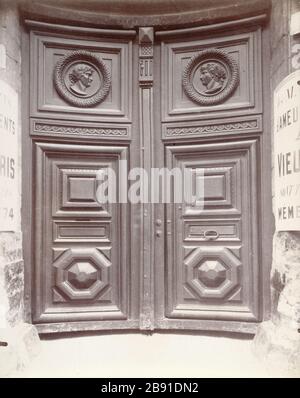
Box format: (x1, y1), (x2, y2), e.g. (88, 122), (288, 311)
(182, 49), (239, 106)
(54, 51), (111, 108)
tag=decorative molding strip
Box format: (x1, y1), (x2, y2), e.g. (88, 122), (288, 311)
(62, 168), (104, 173)
(138, 27), (155, 330)
(155, 14), (268, 39)
(163, 116), (262, 139)
(139, 27), (154, 87)
(166, 121), (257, 136)
(24, 20), (137, 38)
(31, 120), (129, 139)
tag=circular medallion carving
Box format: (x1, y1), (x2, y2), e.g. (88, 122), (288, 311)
(182, 49), (239, 106)
(54, 51), (111, 107)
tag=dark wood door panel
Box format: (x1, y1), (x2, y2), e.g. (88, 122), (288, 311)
(160, 28), (262, 122)
(25, 23), (140, 332)
(33, 142), (130, 324)
(29, 31), (133, 122)
(24, 19), (270, 334)
(165, 139), (260, 322)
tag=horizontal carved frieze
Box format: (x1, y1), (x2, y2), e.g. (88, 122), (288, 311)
(31, 120), (130, 140)
(162, 116), (262, 140)
(166, 121), (257, 136)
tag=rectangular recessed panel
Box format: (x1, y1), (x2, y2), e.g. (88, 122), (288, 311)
(52, 162), (111, 217)
(53, 221), (110, 242)
(69, 177), (96, 202)
(182, 162), (237, 215)
(203, 175), (225, 200)
(60, 226), (106, 238)
(61, 168), (101, 210)
(184, 220), (241, 242)
(190, 224), (234, 237)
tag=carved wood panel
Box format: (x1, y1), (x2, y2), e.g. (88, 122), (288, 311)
(161, 28), (262, 122)
(25, 19), (270, 334)
(165, 139), (260, 321)
(33, 142), (129, 323)
(30, 119), (131, 141)
(27, 23), (139, 332)
(30, 31), (133, 122)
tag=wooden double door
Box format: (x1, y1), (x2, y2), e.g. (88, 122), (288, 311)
(24, 17), (271, 334)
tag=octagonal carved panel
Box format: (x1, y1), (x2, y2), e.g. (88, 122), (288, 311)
(53, 248), (110, 300)
(185, 246), (241, 299)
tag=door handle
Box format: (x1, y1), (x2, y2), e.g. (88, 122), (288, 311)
(155, 219), (162, 237)
(156, 230), (162, 237)
(204, 230), (219, 240)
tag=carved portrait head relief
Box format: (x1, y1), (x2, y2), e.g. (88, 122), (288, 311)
(68, 63), (95, 97)
(198, 62), (227, 95)
(54, 51), (111, 108)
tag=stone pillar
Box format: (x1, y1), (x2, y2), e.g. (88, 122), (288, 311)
(0, 0), (40, 377)
(253, 0), (300, 376)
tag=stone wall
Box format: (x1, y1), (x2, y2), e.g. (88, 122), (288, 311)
(253, 0), (300, 376)
(0, 233), (24, 327)
(0, 0), (23, 330)
(0, 0), (40, 377)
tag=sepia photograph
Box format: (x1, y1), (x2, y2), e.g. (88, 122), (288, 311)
(0, 0), (299, 382)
